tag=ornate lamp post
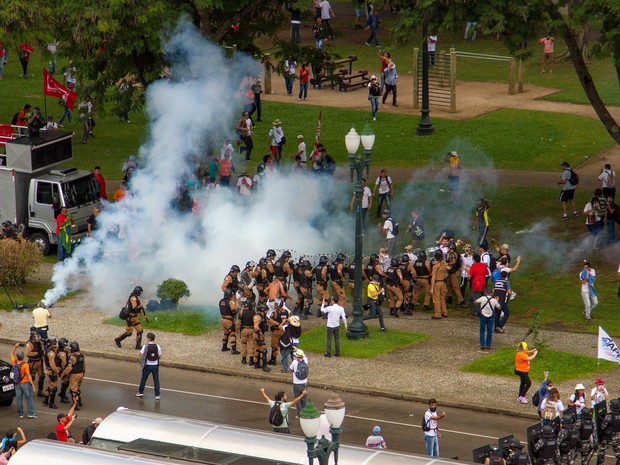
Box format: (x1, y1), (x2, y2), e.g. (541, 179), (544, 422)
(299, 393), (346, 465)
(346, 126), (374, 340)
(417, 19), (435, 135)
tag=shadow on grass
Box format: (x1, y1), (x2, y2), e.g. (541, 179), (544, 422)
(461, 347), (618, 383)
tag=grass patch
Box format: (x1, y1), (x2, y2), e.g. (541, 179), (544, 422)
(462, 347), (618, 383)
(299, 325), (429, 358)
(103, 309), (219, 336)
(0, 282), (50, 311)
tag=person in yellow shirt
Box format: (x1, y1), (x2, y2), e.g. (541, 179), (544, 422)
(514, 341), (538, 403)
(364, 274), (387, 332)
(445, 151), (462, 203)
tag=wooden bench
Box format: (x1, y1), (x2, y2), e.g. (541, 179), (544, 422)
(338, 70), (370, 92)
(326, 55), (358, 75)
(311, 69), (346, 89)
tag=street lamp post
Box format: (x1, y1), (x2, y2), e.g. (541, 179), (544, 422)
(345, 127), (374, 340)
(299, 393), (346, 465)
(417, 19), (435, 135)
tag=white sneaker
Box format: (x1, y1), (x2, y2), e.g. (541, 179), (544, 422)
(155, 396), (161, 400)
(136, 393), (143, 397)
(510, 292), (517, 300)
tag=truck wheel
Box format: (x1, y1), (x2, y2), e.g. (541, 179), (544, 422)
(0, 397), (14, 407)
(29, 233), (51, 255)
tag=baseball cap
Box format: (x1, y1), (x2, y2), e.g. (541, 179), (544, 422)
(500, 244), (509, 250)
(294, 349), (305, 358)
(373, 426), (381, 434)
(596, 378), (604, 385)
(561, 161), (570, 167)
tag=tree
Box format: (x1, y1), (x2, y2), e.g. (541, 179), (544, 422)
(390, 0), (620, 145)
(157, 278), (191, 310)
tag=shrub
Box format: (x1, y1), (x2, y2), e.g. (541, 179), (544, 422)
(0, 239), (42, 285)
(156, 278), (191, 309)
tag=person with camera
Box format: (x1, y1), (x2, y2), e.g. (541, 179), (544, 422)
(515, 341), (538, 404)
(321, 296), (347, 357)
(590, 377), (609, 408)
(27, 107), (45, 136)
(364, 274), (387, 331)
(423, 398), (446, 457)
(56, 401), (78, 442)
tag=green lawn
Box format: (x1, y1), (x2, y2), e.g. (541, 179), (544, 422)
(104, 309), (219, 336)
(462, 347), (618, 383)
(299, 325), (429, 358)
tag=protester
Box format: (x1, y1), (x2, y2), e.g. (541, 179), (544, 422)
(260, 387), (307, 434)
(579, 261), (597, 321)
(366, 425), (387, 449)
(475, 287), (500, 351)
(538, 33), (554, 74)
(590, 377), (609, 408)
(514, 341), (537, 404)
(423, 398), (445, 457)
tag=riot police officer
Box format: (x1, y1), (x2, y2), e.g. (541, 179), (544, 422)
(253, 306), (271, 371)
(430, 251), (449, 319)
(596, 398), (620, 465)
(239, 261), (258, 303)
(330, 253), (347, 305)
(446, 242), (466, 307)
(507, 438), (531, 465)
(219, 288), (240, 354)
(264, 249), (277, 283)
(298, 260), (314, 319)
(576, 409), (597, 465)
(399, 254), (415, 315)
(315, 256), (330, 316)
(365, 253), (387, 286)
(57, 338), (70, 403)
(558, 413), (579, 465)
(221, 265), (241, 295)
(25, 328), (45, 397)
(273, 251), (293, 291)
(42, 337), (61, 409)
(292, 258), (303, 312)
(61, 341), (85, 410)
(268, 302), (289, 365)
(254, 258), (269, 303)
(412, 250), (432, 311)
(236, 300), (257, 365)
(386, 258), (403, 317)
(485, 445), (506, 465)
(115, 286), (148, 350)
(534, 425), (559, 465)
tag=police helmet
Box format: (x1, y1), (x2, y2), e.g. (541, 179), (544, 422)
(542, 425), (554, 438)
(562, 413), (574, 425)
(266, 249), (276, 258)
(336, 253), (346, 262)
(223, 288), (234, 298)
(580, 409), (592, 419)
(230, 265), (240, 273)
(319, 256), (328, 265)
(390, 258), (399, 267)
(610, 398), (620, 412)
(401, 254), (410, 262)
(29, 328), (40, 340)
(489, 445), (500, 454)
(282, 250), (292, 259)
(58, 338), (68, 349)
(258, 258), (266, 267)
(133, 286), (144, 296)
(69, 341), (80, 352)
(47, 336), (58, 345)
(302, 259), (311, 268)
(510, 438), (523, 449)
(369, 253), (379, 263)
(417, 250), (427, 260)
(258, 303), (269, 313)
(448, 242), (457, 250)
(433, 250), (443, 261)
(246, 261), (256, 269)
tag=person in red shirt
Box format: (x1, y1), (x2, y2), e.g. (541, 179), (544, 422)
(298, 63), (309, 101)
(55, 207), (75, 262)
(93, 166), (108, 201)
(55, 402), (77, 442)
(18, 40), (33, 78)
(468, 253), (489, 311)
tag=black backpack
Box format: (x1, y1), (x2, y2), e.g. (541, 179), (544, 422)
(10, 362), (24, 384)
(568, 168), (579, 185)
(387, 217), (399, 236)
(145, 344), (159, 362)
(421, 411), (431, 432)
(268, 402), (285, 426)
(119, 306), (131, 321)
(295, 360), (309, 380)
(11, 112), (19, 125)
(532, 390), (540, 407)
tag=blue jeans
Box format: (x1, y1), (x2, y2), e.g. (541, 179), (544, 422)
(366, 29), (380, 46)
(285, 77), (294, 95)
(15, 382), (35, 417)
(298, 82), (308, 99)
(376, 193), (391, 216)
(58, 107), (72, 124)
(479, 315), (494, 348)
(369, 96), (379, 118)
(495, 302), (509, 329)
(57, 235), (68, 261)
(138, 364), (160, 396)
(606, 217), (615, 244)
(292, 24), (301, 43)
(364, 299), (385, 329)
(424, 434), (439, 456)
(281, 347), (291, 372)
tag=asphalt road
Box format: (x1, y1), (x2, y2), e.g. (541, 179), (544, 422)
(0, 343), (614, 463)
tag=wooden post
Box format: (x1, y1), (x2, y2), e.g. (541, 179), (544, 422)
(413, 47), (420, 109)
(518, 58), (524, 93)
(439, 50), (446, 87)
(508, 58), (516, 95)
(450, 48), (456, 113)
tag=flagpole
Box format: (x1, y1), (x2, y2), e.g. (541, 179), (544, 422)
(43, 68), (48, 122)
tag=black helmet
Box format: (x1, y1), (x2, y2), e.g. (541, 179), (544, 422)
(418, 250), (427, 260)
(69, 341), (80, 352)
(48, 336), (57, 345)
(58, 338), (68, 349)
(266, 249), (276, 258)
(29, 328), (40, 340)
(390, 258), (399, 267)
(258, 258), (266, 267)
(258, 303), (269, 313)
(433, 250), (443, 261)
(448, 242), (456, 250)
(246, 261), (255, 269)
(230, 265), (240, 273)
(133, 286), (144, 296)
(401, 254), (409, 262)
(580, 409), (592, 420)
(542, 425), (554, 438)
(490, 445), (500, 454)
(562, 413), (574, 425)
(302, 259), (311, 267)
(336, 253), (346, 262)
(610, 398), (620, 412)
(319, 255), (328, 265)
(510, 438), (522, 449)
(369, 253), (378, 263)
(223, 288), (234, 298)
(282, 250), (292, 259)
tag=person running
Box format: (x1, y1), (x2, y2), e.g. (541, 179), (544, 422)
(514, 341), (538, 404)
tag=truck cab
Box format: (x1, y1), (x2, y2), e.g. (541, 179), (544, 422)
(0, 130), (100, 254)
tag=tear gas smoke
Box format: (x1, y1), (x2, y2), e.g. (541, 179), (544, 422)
(43, 22), (353, 310)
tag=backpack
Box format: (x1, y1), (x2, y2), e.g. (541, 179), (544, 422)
(11, 112), (19, 125)
(295, 360), (309, 380)
(268, 402), (285, 426)
(119, 306), (131, 321)
(532, 390), (540, 407)
(145, 344), (159, 362)
(1, 437), (16, 453)
(387, 218), (399, 236)
(421, 411), (431, 432)
(10, 362), (25, 384)
(472, 272), (486, 292)
(607, 171), (616, 188)
(482, 252), (497, 272)
(543, 402), (557, 420)
(491, 269), (501, 283)
(279, 330), (292, 349)
(568, 168), (579, 186)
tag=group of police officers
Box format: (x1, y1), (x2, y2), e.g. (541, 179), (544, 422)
(478, 399), (620, 465)
(25, 324), (86, 410)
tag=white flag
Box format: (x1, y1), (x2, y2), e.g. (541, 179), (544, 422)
(598, 326), (620, 363)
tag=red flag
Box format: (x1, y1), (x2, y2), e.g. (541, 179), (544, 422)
(310, 111), (322, 162)
(43, 68), (78, 111)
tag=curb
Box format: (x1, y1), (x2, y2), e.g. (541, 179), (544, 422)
(0, 337), (540, 421)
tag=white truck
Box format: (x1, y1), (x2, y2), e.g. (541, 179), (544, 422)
(0, 130), (101, 255)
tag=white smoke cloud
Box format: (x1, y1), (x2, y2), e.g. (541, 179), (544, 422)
(44, 21), (353, 310)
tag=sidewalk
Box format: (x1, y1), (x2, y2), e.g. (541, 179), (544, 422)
(1, 275), (616, 419)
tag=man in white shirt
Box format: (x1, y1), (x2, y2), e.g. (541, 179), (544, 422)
(317, 0), (335, 38)
(427, 33), (438, 65)
(373, 169), (393, 217)
(320, 296), (347, 357)
(289, 349), (309, 412)
(378, 209), (397, 257)
(137, 332), (162, 400)
(296, 135), (307, 163)
(32, 302), (52, 341)
(423, 398), (445, 457)
(236, 173), (253, 196)
(350, 178), (372, 232)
